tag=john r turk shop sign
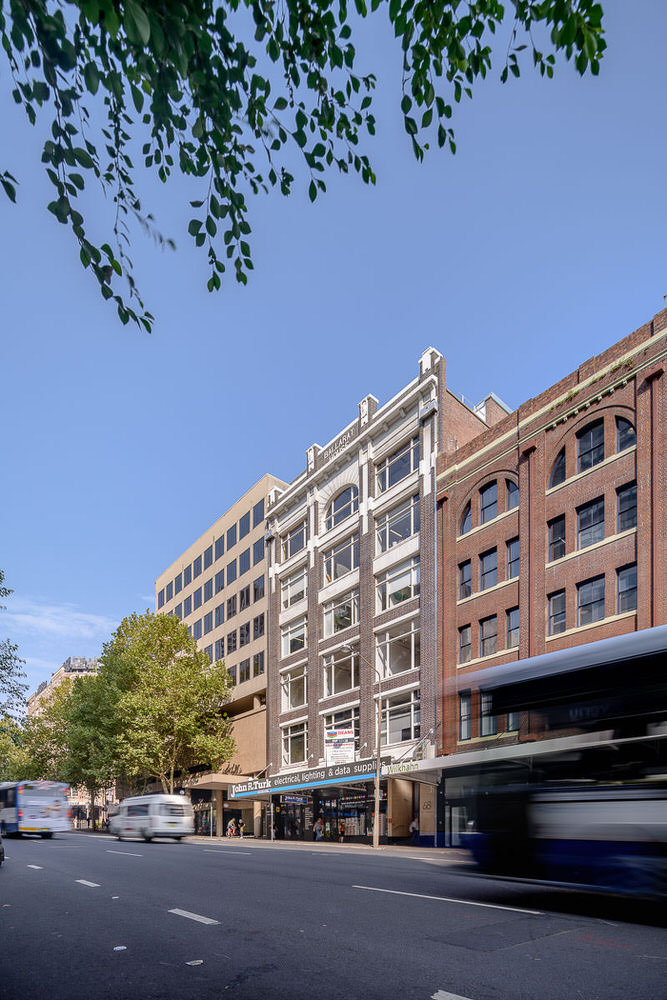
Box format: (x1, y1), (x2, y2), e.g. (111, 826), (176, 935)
(230, 758), (384, 799)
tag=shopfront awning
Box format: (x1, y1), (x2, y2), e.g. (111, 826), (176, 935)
(187, 772), (255, 792)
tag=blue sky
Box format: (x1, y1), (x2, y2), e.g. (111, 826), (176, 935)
(2, 1), (666, 695)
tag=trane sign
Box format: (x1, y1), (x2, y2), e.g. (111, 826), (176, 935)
(230, 757), (381, 798)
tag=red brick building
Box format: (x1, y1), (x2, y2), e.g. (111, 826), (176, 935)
(436, 308), (667, 757)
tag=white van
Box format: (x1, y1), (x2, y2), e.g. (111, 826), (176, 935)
(109, 794), (194, 842)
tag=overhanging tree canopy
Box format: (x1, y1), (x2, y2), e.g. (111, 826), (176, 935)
(1, 0), (605, 329)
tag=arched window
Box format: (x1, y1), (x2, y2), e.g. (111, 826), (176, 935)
(616, 417), (636, 452)
(549, 448), (566, 488)
(326, 486), (359, 530)
(506, 479), (519, 510)
(577, 419), (604, 472)
(480, 481), (498, 524)
(459, 502), (472, 535)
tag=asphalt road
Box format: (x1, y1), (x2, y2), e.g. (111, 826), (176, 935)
(1, 832), (666, 1000)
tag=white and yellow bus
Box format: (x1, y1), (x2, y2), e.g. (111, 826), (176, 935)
(0, 781), (71, 838)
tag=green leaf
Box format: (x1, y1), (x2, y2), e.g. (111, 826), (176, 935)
(125, 1), (151, 45)
(309, 180), (317, 202)
(83, 62), (99, 95)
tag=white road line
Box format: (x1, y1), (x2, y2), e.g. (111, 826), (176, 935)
(203, 849), (252, 856)
(106, 850), (143, 857)
(352, 885), (542, 916)
(168, 908), (220, 926)
(76, 879), (101, 888)
(431, 991), (475, 1000)
(27, 864), (43, 870)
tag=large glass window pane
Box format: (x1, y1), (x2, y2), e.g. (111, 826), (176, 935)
(480, 481), (498, 523)
(480, 691), (497, 737)
(326, 487), (359, 530)
(616, 417), (636, 452)
(458, 625), (471, 664)
(507, 537), (520, 578)
(459, 692), (471, 740)
(549, 448), (566, 488)
(577, 575), (605, 626)
(548, 515), (566, 561)
(577, 497), (604, 549)
(480, 616), (497, 657)
(459, 560), (471, 599)
(480, 549), (497, 590)
(323, 647), (358, 697)
(548, 590), (565, 634)
(377, 437), (420, 493)
(617, 564), (637, 612)
(324, 535), (359, 583)
(617, 482), (637, 532)
(577, 419), (604, 472)
(506, 607), (519, 648)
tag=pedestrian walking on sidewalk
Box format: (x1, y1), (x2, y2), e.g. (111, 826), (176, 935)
(409, 816), (419, 846)
(338, 819), (345, 844)
(238, 818), (245, 839)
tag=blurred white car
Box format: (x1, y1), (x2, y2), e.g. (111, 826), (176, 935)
(109, 794), (194, 842)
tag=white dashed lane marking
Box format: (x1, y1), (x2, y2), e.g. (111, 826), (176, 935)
(168, 908), (219, 925)
(106, 850), (143, 857)
(431, 991), (476, 1000)
(26, 865), (43, 870)
(203, 849), (252, 856)
(352, 885), (542, 915)
(76, 879), (101, 887)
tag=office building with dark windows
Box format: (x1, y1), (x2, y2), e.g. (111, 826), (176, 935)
(237, 348), (493, 845)
(436, 308), (667, 845)
(154, 473), (287, 836)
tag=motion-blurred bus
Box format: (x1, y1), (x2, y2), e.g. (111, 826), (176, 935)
(454, 626), (667, 897)
(0, 781), (71, 838)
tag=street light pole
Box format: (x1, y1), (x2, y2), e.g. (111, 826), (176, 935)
(343, 643), (383, 849)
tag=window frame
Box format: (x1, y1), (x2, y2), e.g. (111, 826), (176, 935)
(479, 548), (498, 591)
(617, 563), (637, 613)
(458, 625), (471, 664)
(376, 436), (420, 494)
(376, 619), (420, 678)
(281, 566), (308, 609)
(577, 575), (605, 627)
(326, 486), (359, 531)
(323, 534), (359, 585)
(506, 606), (519, 649)
(281, 663), (307, 711)
(616, 416), (636, 452)
(577, 419), (604, 473)
(480, 615), (498, 657)
(323, 589), (359, 637)
(548, 515), (566, 562)
(548, 589), (566, 635)
(282, 520), (308, 561)
(506, 537), (520, 579)
(506, 479), (519, 510)
(480, 481), (498, 524)
(577, 496), (605, 550)
(281, 616), (307, 657)
(376, 494), (420, 553)
(323, 646), (358, 698)
(282, 721), (307, 767)
(459, 691), (471, 741)
(617, 481), (637, 532)
(376, 556), (420, 612)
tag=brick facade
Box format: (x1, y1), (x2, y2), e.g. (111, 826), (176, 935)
(437, 309), (667, 756)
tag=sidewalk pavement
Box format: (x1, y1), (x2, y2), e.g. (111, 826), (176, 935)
(70, 828), (469, 864)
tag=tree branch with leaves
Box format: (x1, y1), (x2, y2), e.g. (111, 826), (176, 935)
(1, 0), (605, 330)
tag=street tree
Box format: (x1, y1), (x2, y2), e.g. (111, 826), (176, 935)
(102, 611), (235, 794)
(0, 714), (32, 780)
(0, 571), (27, 717)
(21, 679), (73, 781)
(0, 1), (606, 330)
